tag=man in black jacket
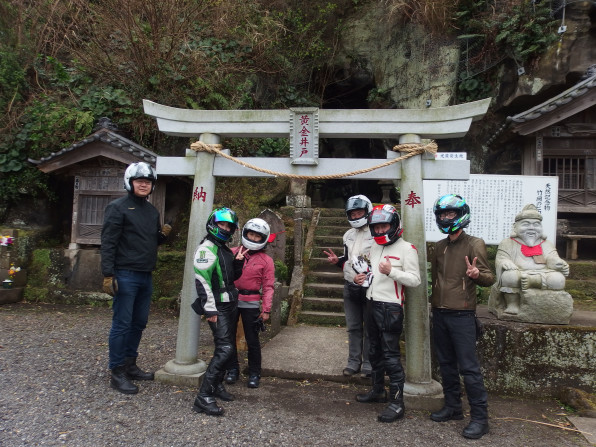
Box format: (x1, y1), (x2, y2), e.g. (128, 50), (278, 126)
(101, 162), (171, 395)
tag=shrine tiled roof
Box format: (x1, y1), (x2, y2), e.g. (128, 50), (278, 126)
(29, 120), (157, 166)
(486, 66), (596, 145)
(508, 69), (596, 125)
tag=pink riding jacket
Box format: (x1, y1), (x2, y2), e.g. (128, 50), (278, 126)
(232, 247), (275, 313)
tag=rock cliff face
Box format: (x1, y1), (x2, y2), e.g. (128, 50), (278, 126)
(499, 1), (596, 109)
(333, 2), (595, 111)
(328, 1), (595, 175)
(333, 6), (459, 109)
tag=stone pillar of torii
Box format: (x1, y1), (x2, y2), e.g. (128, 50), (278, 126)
(143, 98), (491, 409)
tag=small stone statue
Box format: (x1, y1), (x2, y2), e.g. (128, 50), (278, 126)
(488, 204), (573, 324)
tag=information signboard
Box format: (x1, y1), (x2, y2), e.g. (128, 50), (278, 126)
(423, 175), (558, 245)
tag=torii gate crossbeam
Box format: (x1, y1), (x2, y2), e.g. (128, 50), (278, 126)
(144, 100), (490, 139)
(143, 98), (491, 411)
(158, 153), (470, 180)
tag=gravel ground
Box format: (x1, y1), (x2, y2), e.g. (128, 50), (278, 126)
(0, 302), (590, 447)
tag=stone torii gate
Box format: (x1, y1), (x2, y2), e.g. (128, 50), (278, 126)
(143, 98), (491, 409)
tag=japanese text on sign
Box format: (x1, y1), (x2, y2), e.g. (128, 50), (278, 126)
(299, 115), (311, 157)
(290, 108), (319, 165)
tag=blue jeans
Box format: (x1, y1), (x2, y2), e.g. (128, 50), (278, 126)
(108, 270), (153, 369)
(432, 309), (488, 423)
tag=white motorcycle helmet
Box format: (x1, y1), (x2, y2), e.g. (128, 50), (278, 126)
(124, 162), (157, 193)
(241, 218), (271, 251)
(345, 195), (373, 229)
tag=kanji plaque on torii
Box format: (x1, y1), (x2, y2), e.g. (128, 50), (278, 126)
(143, 98), (491, 410)
(289, 107), (319, 165)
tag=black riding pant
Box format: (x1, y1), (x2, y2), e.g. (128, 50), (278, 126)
(367, 300), (405, 388)
(432, 308), (488, 423)
(204, 303), (238, 383)
(225, 306), (262, 376)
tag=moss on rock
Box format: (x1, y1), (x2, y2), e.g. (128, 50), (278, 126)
(566, 279), (596, 301)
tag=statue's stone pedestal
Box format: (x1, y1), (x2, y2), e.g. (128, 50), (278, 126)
(488, 286), (573, 324)
(477, 305), (595, 396)
(286, 194), (311, 208)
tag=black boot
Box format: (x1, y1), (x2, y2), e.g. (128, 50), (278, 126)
(224, 368), (239, 385)
(110, 365), (139, 394)
(247, 374), (260, 389)
(463, 405), (489, 439)
(193, 395), (224, 416)
(430, 406), (464, 422)
(356, 370), (387, 403)
(462, 421), (489, 439)
(378, 383), (405, 423)
(214, 382), (235, 401)
(193, 373), (224, 416)
(356, 387), (387, 403)
(125, 357), (154, 381)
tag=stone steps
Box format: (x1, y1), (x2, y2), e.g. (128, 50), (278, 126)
(297, 208), (348, 326)
(297, 310), (346, 326)
(308, 257), (342, 271)
(304, 282), (344, 298)
(566, 279), (596, 302)
(302, 297), (344, 312)
(307, 270), (344, 281)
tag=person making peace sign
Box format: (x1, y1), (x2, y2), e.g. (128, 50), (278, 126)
(224, 218), (275, 390)
(429, 194), (495, 440)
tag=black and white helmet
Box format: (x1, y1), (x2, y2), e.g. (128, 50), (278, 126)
(124, 162), (157, 193)
(241, 218), (270, 251)
(345, 195), (373, 229)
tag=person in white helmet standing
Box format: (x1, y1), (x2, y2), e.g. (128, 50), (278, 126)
(101, 162), (171, 395)
(323, 195), (374, 378)
(223, 218), (275, 389)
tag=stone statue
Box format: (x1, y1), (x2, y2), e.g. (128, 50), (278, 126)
(488, 204), (573, 324)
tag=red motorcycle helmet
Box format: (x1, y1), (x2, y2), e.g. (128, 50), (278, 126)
(368, 204), (403, 245)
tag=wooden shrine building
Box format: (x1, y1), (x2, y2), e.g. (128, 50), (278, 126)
(29, 118), (165, 248)
(508, 68), (596, 213)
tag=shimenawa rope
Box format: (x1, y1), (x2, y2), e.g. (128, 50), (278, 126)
(189, 140), (438, 180)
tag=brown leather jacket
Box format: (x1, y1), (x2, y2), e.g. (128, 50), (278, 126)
(430, 231), (494, 311)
